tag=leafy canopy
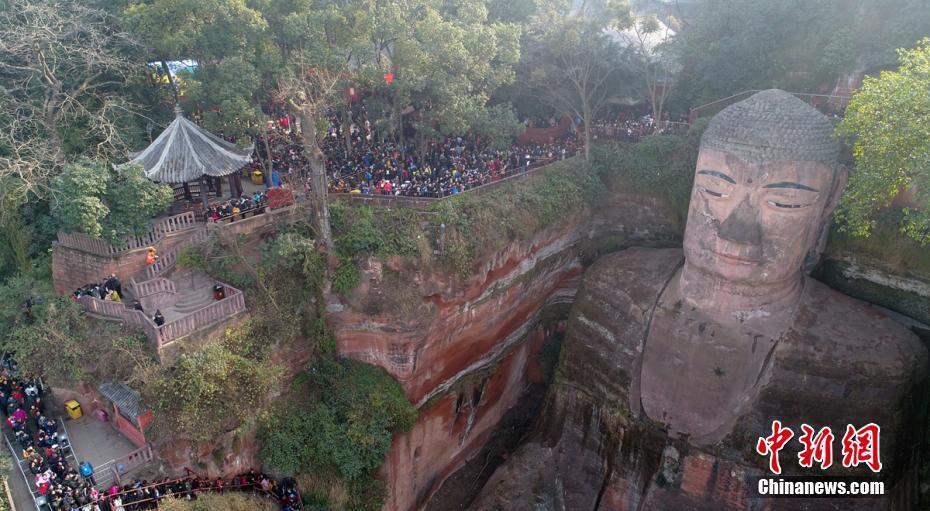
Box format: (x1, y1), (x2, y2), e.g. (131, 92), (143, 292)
(50, 161), (173, 243)
(836, 38), (930, 244)
(258, 357), (417, 480)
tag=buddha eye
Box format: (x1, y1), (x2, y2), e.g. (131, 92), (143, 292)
(699, 186), (728, 199)
(766, 200), (809, 209)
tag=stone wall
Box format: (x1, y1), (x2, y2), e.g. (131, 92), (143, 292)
(52, 229), (197, 295)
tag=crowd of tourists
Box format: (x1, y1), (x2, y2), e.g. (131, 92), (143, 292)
(323, 112), (579, 198)
(97, 471), (302, 510)
(204, 104), (697, 201)
(0, 361), (101, 510)
(71, 275), (124, 303)
(587, 113), (690, 142)
(205, 191), (268, 222)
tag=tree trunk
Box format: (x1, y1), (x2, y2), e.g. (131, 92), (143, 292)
(297, 108), (335, 255)
(161, 60), (180, 104)
(342, 104), (352, 149)
(582, 100), (592, 161)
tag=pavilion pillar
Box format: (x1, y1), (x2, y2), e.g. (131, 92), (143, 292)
(183, 182), (192, 201)
(200, 176), (209, 210)
(214, 176), (223, 197)
(228, 173), (243, 198)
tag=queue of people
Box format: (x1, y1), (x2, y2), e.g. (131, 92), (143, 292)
(0, 367), (103, 510)
(97, 471), (302, 510)
(324, 111), (580, 198)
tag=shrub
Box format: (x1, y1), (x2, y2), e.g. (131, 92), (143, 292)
(0, 275), (151, 385)
(141, 324), (282, 442)
(259, 357), (417, 479)
(50, 160), (173, 243)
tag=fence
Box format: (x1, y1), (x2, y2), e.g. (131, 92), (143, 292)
(130, 278), (176, 299)
(158, 288), (246, 349)
(56, 212), (201, 257)
(688, 90), (851, 123)
(78, 283), (246, 352)
(94, 444), (155, 489)
(329, 154), (573, 207)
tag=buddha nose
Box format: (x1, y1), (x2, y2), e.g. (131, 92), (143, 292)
(717, 197), (762, 245)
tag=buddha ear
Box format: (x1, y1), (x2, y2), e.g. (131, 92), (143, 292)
(803, 165), (849, 274)
(822, 165), (849, 220)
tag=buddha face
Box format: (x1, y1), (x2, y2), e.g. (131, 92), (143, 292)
(682, 148), (842, 285)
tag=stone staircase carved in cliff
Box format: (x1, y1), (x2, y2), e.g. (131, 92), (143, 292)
(64, 211), (248, 356)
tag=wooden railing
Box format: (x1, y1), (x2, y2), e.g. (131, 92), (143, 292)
(57, 212), (201, 257)
(158, 287), (246, 349)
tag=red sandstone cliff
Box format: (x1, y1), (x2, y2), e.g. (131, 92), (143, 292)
(328, 216), (587, 511)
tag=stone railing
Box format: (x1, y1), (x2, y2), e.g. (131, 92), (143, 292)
(57, 212), (201, 257)
(130, 277), (176, 299)
(78, 282), (246, 353)
(158, 286), (246, 349)
(78, 296), (162, 348)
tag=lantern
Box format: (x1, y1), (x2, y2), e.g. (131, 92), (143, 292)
(384, 71), (394, 85)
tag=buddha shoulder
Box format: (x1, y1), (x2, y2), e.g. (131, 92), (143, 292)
(786, 277), (927, 377)
(579, 248), (683, 324)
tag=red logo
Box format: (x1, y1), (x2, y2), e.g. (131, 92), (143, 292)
(756, 421), (882, 474)
(756, 420), (795, 475)
(841, 423), (882, 473)
(797, 424), (834, 470)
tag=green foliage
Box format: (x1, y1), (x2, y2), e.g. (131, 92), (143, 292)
(258, 357), (417, 480)
(257, 229), (326, 339)
(142, 322), (283, 442)
(330, 202), (424, 292)
(428, 159), (603, 276)
(0, 275), (152, 385)
(669, 0), (930, 113)
(330, 203), (421, 260)
(177, 246), (206, 271)
(332, 258), (361, 296)
(157, 493), (278, 511)
(836, 38), (930, 244)
(50, 160), (172, 243)
(589, 133), (700, 224)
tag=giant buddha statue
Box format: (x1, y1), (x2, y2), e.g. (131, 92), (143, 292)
(470, 90), (927, 511)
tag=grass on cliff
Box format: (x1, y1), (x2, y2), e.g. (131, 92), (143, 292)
(329, 159), (606, 285)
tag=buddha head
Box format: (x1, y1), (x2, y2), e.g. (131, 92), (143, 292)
(682, 89), (847, 287)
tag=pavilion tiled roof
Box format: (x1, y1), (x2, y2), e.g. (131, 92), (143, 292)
(122, 110), (252, 184)
(98, 382), (149, 427)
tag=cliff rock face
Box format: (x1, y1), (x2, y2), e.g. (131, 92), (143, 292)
(329, 218), (586, 511)
(470, 249), (927, 511)
(327, 183), (683, 511)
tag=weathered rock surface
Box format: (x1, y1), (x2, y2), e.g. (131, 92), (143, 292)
(470, 249), (928, 511)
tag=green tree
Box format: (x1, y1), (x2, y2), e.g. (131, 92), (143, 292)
(50, 160), (173, 243)
(142, 326), (282, 442)
(524, 12), (629, 160)
(258, 357), (417, 479)
(836, 38), (930, 244)
(0, 0), (146, 275)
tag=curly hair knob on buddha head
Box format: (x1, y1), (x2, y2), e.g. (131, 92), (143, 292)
(700, 89), (841, 165)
